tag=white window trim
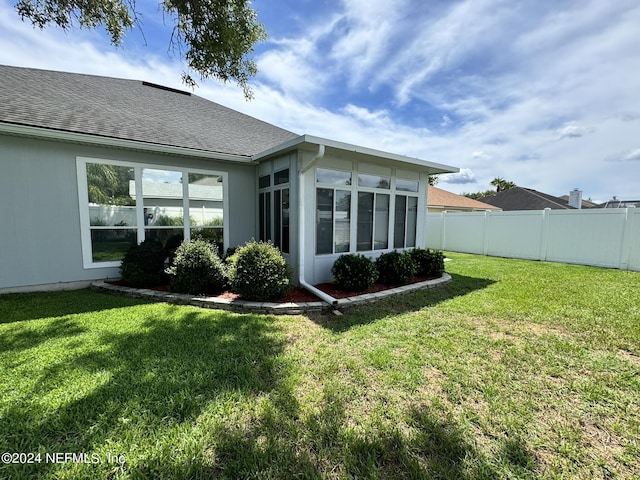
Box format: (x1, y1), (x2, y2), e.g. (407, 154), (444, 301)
(76, 156), (228, 269)
(313, 162), (423, 257)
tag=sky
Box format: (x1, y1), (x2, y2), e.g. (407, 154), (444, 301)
(1, 0), (639, 203)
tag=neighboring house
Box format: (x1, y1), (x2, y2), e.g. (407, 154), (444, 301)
(427, 186), (502, 213)
(0, 65), (458, 292)
(596, 197), (640, 209)
(478, 187), (578, 211)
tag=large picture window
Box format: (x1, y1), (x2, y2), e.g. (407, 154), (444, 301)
(78, 158), (226, 268)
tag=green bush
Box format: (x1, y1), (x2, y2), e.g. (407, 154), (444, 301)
(120, 239), (167, 288)
(331, 254), (378, 292)
(410, 248), (445, 278)
(227, 240), (290, 301)
(165, 240), (226, 295)
(375, 250), (417, 286)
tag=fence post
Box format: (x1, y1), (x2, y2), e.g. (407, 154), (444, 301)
(440, 211), (447, 250)
(483, 210), (491, 256)
(619, 206), (636, 270)
(539, 208), (551, 261)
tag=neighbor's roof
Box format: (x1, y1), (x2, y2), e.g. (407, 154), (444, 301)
(479, 187), (575, 211)
(428, 186), (501, 210)
(0, 65), (298, 159)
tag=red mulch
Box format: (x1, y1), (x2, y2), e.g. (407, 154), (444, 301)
(108, 275), (436, 303)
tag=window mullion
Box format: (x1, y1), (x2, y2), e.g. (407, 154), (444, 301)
(182, 169), (190, 241)
(135, 167), (144, 243)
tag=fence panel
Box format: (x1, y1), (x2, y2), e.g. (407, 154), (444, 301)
(545, 209), (628, 268)
(426, 208), (640, 271)
(438, 212), (486, 254)
(485, 210), (545, 260)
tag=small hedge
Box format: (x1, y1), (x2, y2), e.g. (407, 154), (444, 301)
(410, 248), (445, 278)
(332, 254), (378, 292)
(120, 239), (167, 288)
(165, 239), (226, 294)
(227, 240), (290, 301)
(375, 250), (417, 286)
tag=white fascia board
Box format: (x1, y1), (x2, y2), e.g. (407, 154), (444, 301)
(0, 122), (253, 164)
(253, 134), (459, 174)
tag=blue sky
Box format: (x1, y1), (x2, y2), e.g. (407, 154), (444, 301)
(1, 0), (639, 203)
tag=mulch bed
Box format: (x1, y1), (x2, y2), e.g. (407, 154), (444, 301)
(109, 275), (437, 304)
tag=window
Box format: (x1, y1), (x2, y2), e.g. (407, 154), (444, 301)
(394, 195), (418, 248)
(315, 165), (422, 256)
(259, 191), (271, 242)
(357, 192), (389, 251)
(316, 188), (333, 254)
(274, 168), (289, 185)
(78, 158), (225, 267)
(189, 173), (224, 249)
(316, 168), (351, 185)
(396, 179), (419, 192)
(258, 168), (290, 253)
(85, 163), (136, 262)
(358, 173), (390, 189)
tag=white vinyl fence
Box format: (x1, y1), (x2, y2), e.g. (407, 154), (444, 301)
(426, 207), (640, 271)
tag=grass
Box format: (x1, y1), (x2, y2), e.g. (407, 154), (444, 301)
(1, 253), (639, 479)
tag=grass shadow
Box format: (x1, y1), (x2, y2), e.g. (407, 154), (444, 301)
(206, 383), (505, 479)
(0, 289), (151, 324)
(0, 306), (289, 478)
(312, 272), (496, 333)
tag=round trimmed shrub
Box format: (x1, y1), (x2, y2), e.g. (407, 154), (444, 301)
(120, 239), (167, 288)
(409, 248), (445, 278)
(165, 239), (226, 294)
(331, 254), (378, 292)
(375, 250), (418, 286)
(227, 240), (290, 301)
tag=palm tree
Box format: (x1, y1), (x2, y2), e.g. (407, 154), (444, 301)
(490, 177), (516, 192)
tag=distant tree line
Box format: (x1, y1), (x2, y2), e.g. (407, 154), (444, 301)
(462, 177), (516, 199)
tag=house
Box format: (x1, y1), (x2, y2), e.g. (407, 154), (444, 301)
(478, 187), (578, 211)
(596, 197), (640, 209)
(427, 186), (501, 213)
(0, 65), (458, 293)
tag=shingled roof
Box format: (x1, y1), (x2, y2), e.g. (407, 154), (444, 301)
(0, 65), (298, 158)
(428, 186), (501, 211)
(478, 187), (575, 211)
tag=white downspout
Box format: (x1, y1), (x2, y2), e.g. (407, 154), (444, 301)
(298, 144), (338, 308)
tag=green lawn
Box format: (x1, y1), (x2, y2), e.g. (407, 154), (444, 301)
(1, 253), (639, 479)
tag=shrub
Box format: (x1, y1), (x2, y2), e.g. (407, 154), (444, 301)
(331, 254), (378, 292)
(120, 239), (167, 288)
(227, 240), (290, 301)
(375, 250), (417, 285)
(410, 248), (445, 278)
(165, 239), (226, 294)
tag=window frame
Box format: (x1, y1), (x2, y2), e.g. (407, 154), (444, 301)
(77, 157), (228, 269)
(315, 165), (422, 257)
(258, 167), (290, 253)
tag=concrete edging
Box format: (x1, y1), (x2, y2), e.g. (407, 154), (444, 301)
(91, 273), (452, 315)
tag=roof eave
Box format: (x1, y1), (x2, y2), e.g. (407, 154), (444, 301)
(253, 134), (459, 174)
(0, 122), (254, 164)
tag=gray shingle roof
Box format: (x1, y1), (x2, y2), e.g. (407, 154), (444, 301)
(478, 187), (576, 211)
(0, 65), (298, 157)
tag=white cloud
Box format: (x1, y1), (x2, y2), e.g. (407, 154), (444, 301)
(441, 114), (453, 127)
(441, 168), (476, 184)
(557, 123), (591, 139)
(471, 151), (491, 160)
